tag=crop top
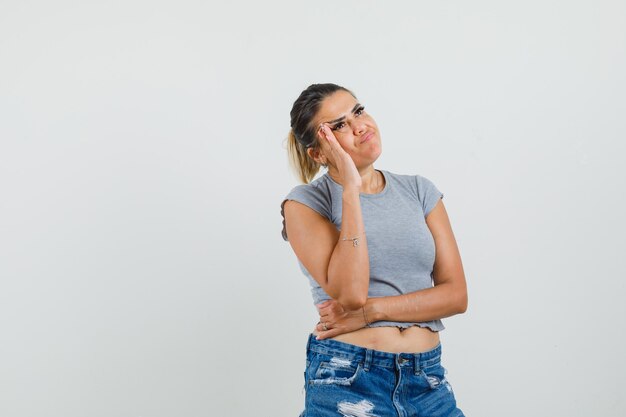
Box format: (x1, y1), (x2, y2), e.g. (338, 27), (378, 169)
(280, 169), (445, 332)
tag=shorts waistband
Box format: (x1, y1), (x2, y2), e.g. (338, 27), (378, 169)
(306, 333), (442, 371)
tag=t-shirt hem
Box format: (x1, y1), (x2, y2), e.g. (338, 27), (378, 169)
(368, 320), (445, 333)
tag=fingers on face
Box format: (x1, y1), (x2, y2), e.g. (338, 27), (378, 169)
(317, 124), (327, 141)
(319, 124), (338, 147)
(317, 124), (348, 166)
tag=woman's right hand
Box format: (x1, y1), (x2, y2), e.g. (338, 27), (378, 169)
(319, 124), (362, 190)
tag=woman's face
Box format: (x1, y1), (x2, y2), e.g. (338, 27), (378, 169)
(310, 90), (382, 169)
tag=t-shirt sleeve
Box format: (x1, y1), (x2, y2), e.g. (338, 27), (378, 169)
(415, 175), (444, 218)
(280, 185), (332, 241)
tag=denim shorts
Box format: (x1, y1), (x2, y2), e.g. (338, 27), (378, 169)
(301, 334), (465, 417)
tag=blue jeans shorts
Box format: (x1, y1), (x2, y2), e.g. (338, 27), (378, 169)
(301, 333), (465, 417)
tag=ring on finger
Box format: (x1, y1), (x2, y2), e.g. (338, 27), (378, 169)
(322, 323), (328, 331)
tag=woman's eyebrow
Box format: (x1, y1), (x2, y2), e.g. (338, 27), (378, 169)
(325, 103), (362, 125)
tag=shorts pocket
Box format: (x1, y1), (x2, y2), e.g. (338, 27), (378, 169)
(421, 361), (448, 390)
(308, 354), (362, 386)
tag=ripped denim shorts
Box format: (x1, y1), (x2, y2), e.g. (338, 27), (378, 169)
(301, 333), (465, 417)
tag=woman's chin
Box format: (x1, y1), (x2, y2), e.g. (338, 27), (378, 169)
(368, 147), (383, 163)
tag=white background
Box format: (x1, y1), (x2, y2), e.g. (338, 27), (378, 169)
(1, 1), (625, 416)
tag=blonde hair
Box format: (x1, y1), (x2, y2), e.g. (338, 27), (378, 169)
(286, 129), (322, 184)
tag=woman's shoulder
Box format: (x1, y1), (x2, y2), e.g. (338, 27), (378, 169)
(381, 169), (422, 194)
(382, 170), (443, 216)
(280, 173), (336, 241)
(283, 172), (335, 201)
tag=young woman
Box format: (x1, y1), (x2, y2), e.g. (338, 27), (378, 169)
(281, 83), (467, 417)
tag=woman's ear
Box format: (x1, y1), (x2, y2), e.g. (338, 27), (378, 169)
(307, 147), (327, 166)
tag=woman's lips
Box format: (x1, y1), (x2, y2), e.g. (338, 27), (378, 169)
(360, 131), (374, 144)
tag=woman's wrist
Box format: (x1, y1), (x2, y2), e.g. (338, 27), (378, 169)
(342, 188), (361, 200)
(365, 298), (385, 323)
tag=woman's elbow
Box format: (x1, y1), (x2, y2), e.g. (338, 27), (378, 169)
(456, 288), (468, 314)
(338, 293), (368, 310)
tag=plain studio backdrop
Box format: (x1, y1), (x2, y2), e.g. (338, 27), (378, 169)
(1, 1), (625, 416)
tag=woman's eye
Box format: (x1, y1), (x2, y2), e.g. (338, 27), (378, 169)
(331, 122), (346, 131)
(355, 106), (365, 116)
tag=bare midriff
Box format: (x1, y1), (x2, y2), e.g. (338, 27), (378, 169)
(312, 325), (440, 354)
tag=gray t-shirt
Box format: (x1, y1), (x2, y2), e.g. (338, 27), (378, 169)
(281, 169), (445, 332)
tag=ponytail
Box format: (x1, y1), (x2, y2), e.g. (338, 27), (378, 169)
(286, 129), (322, 184)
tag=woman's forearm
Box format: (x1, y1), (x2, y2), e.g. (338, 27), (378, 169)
(365, 281), (467, 324)
(326, 188), (370, 310)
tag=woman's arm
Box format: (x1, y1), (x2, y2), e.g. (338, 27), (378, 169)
(316, 199), (467, 338)
(283, 125), (371, 310)
(284, 189), (370, 309)
(368, 198), (467, 321)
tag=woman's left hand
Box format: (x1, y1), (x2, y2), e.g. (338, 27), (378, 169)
(315, 299), (368, 340)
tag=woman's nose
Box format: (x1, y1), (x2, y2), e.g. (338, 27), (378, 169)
(353, 121), (367, 135)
